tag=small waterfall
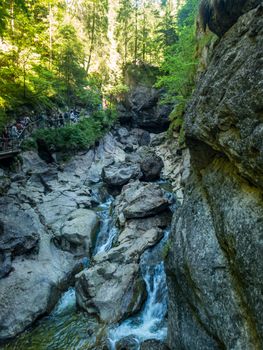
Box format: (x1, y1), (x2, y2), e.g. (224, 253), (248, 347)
(52, 288), (76, 317)
(93, 196), (118, 255)
(4, 188), (172, 350)
(108, 229), (170, 349)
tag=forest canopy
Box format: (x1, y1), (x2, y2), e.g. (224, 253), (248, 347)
(0, 0), (202, 134)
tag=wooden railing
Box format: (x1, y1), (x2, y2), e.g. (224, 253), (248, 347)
(0, 115), (80, 158)
(0, 119), (40, 158)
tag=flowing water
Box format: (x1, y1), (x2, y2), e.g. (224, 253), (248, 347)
(108, 229), (170, 349)
(1, 196), (117, 350)
(2, 188), (172, 350)
(93, 196), (118, 255)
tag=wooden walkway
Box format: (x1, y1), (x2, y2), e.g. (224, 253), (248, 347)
(0, 149), (20, 160)
(0, 116), (78, 160)
(0, 121), (37, 160)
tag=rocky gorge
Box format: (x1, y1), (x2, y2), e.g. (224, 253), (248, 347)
(0, 117), (182, 349)
(0, 1), (262, 350)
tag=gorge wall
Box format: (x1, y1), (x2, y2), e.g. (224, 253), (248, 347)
(166, 2), (263, 350)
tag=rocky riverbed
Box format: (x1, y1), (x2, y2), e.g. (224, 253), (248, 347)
(0, 125), (186, 349)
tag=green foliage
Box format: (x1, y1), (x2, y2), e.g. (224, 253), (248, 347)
(115, 0), (134, 65)
(124, 62), (160, 87)
(0, 0), (201, 141)
(156, 0), (199, 141)
(107, 83), (129, 101)
(21, 137), (36, 151)
(22, 109), (117, 153)
(0, 108), (8, 132)
(77, 0), (109, 73)
(115, 0), (168, 67)
(0, 0), (107, 127)
(162, 239), (171, 260)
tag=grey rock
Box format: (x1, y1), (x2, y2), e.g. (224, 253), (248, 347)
(75, 183), (171, 325)
(53, 209), (99, 255)
(117, 127), (130, 138)
(125, 152), (142, 164)
(138, 148), (164, 181)
(167, 7), (263, 350)
(130, 128), (151, 146)
(76, 262), (146, 324)
(150, 132), (166, 147)
(21, 151), (49, 174)
(117, 128), (151, 150)
(0, 248), (81, 340)
(118, 85), (172, 133)
(0, 200), (40, 256)
(0, 198), (82, 340)
(141, 339), (170, 350)
(114, 181), (171, 222)
(102, 162), (142, 188)
(116, 336), (139, 350)
(186, 6), (263, 189)
(75, 214), (166, 322)
(96, 225), (163, 265)
(0, 173), (10, 196)
(199, 0), (261, 37)
(0, 252), (12, 279)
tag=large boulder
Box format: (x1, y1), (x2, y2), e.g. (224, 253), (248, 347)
(0, 249), (81, 341)
(21, 151), (50, 174)
(102, 162), (142, 188)
(53, 209), (99, 255)
(76, 262), (146, 324)
(116, 336), (139, 350)
(114, 181), (171, 223)
(117, 63), (173, 133)
(118, 86), (172, 133)
(0, 198), (82, 341)
(141, 340), (170, 350)
(115, 128), (151, 151)
(199, 0), (261, 37)
(0, 198), (40, 256)
(138, 147), (164, 181)
(167, 7), (263, 350)
(130, 128), (151, 147)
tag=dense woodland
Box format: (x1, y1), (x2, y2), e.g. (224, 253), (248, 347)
(0, 0), (203, 148)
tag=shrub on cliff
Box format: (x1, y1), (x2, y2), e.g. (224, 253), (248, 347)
(156, 0), (199, 143)
(22, 108), (117, 153)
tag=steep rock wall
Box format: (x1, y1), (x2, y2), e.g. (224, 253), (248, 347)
(166, 5), (263, 350)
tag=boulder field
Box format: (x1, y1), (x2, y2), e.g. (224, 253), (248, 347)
(0, 126), (175, 345)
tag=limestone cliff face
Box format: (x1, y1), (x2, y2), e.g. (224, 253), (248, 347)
(117, 64), (173, 133)
(166, 4), (263, 350)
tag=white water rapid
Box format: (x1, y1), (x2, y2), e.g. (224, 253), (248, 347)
(108, 229), (170, 349)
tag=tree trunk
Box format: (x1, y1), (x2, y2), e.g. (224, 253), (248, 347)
(23, 64), (26, 98)
(49, 3), (53, 69)
(142, 5), (146, 61)
(124, 22), (128, 65)
(86, 1), (96, 74)
(134, 0), (138, 63)
(10, 0), (14, 34)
